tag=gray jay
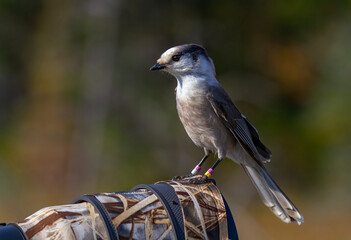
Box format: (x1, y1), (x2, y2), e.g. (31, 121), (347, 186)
(150, 44), (304, 224)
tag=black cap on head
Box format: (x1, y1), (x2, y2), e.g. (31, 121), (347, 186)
(175, 44), (208, 62)
(177, 44), (207, 56)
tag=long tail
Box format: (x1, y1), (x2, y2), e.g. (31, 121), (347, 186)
(241, 163), (304, 224)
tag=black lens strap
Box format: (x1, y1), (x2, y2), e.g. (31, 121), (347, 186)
(222, 195), (239, 240)
(131, 183), (185, 240)
(72, 195), (119, 240)
(0, 223), (28, 240)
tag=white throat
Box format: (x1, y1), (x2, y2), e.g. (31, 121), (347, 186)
(176, 74), (218, 97)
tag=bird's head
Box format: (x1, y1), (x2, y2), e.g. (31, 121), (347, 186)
(150, 44), (216, 78)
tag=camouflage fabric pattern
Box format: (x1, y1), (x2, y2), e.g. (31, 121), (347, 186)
(18, 176), (229, 239)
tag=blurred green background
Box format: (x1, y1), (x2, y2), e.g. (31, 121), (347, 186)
(0, 0), (350, 239)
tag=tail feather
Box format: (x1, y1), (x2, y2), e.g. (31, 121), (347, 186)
(242, 163), (304, 224)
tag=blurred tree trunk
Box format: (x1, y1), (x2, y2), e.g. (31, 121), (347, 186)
(14, 0), (73, 207)
(14, 0), (120, 206)
(65, 0), (119, 196)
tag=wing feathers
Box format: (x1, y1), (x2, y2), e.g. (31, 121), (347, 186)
(243, 116), (272, 161)
(206, 86), (271, 163)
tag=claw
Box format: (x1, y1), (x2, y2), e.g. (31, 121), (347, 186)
(189, 176), (216, 185)
(172, 174), (194, 181)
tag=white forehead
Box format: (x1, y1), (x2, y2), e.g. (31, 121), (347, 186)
(158, 46), (180, 64)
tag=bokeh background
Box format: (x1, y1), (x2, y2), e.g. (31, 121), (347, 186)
(1, 0), (350, 239)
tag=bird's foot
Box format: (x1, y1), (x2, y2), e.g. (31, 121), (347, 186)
(189, 175), (216, 185)
(172, 174), (194, 181)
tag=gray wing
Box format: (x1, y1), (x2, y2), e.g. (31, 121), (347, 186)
(206, 86), (272, 163)
(241, 115), (272, 161)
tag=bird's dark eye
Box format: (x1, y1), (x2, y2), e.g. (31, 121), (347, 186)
(172, 55), (181, 62)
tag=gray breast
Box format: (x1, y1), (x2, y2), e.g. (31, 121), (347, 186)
(176, 93), (232, 154)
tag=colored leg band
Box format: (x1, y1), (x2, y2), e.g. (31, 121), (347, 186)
(191, 165), (201, 175)
(204, 168), (214, 178)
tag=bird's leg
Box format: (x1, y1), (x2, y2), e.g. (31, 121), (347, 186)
(190, 154), (209, 175)
(172, 150), (211, 181)
(203, 157), (223, 180)
(189, 157), (223, 184)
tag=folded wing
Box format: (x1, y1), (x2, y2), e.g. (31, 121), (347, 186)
(206, 86), (271, 163)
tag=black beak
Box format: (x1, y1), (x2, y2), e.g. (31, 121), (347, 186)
(150, 63), (166, 71)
